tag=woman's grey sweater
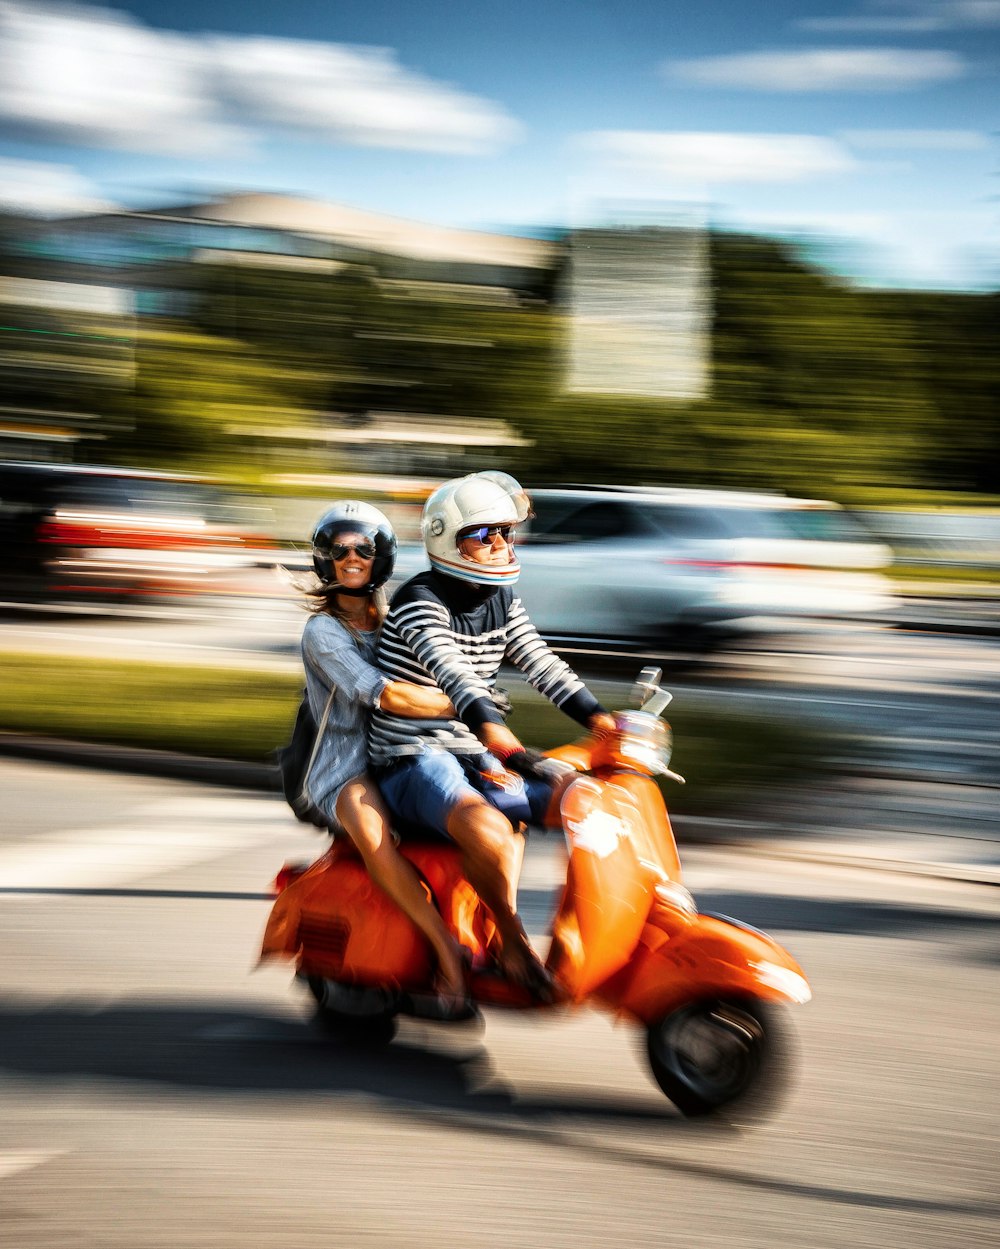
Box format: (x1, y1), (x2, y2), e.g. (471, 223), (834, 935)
(301, 611), (388, 824)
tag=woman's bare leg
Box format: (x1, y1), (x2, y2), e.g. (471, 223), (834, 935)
(336, 777), (466, 1005)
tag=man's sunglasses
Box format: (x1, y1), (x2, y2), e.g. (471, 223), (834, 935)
(460, 524), (515, 546)
(330, 542), (377, 561)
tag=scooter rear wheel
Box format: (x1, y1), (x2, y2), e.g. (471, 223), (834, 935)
(646, 996), (791, 1122)
(306, 976), (398, 1048)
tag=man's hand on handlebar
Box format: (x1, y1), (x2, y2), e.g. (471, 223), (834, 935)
(588, 712), (617, 739)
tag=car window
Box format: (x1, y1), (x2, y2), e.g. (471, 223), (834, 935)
(716, 508), (791, 538)
(56, 477), (207, 517)
(524, 495), (583, 539)
(529, 501), (650, 544)
(647, 505), (728, 539)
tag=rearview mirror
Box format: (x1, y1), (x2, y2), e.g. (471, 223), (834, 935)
(632, 666), (672, 716)
(632, 666), (662, 708)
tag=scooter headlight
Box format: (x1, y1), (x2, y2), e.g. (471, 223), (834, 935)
(615, 711), (673, 776)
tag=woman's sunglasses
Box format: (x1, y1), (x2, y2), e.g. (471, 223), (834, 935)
(460, 524), (515, 546)
(330, 542), (377, 561)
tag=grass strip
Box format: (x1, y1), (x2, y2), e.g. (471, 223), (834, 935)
(0, 653), (302, 762)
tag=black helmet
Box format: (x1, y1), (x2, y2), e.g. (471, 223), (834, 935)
(311, 500), (396, 596)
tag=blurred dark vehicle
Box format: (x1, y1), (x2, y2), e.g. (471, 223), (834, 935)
(510, 487), (895, 648)
(0, 462), (276, 606)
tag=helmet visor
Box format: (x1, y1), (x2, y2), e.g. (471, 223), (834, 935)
(476, 471), (531, 524)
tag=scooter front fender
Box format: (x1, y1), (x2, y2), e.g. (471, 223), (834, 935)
(605, 910), (811, 1024)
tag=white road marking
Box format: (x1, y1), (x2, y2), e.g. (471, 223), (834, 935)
(0, 1149), (67, 1180)
(0, 795), (291, 891)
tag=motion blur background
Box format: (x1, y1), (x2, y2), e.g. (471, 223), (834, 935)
(0, 0), (997, 814)
(1, 0), (998, 808)
(1, 4), (999, 1246)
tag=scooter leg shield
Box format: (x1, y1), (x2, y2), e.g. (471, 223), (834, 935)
(548, 777), (653, 1000)
(607, 911), (811, 1024)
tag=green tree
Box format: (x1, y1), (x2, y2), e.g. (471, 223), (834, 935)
(877, 290), (1000, 494)
(703, 233), (934, 495)
(101, 325), (320, 478)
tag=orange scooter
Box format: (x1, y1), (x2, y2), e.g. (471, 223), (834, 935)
(261, 667), (811, 1121)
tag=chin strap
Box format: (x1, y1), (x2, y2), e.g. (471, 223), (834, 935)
(329, 583), (376, 598)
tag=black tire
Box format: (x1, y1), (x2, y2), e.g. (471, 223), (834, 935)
(306, 977), (398, 1048)
(646, 997), (792, 1123)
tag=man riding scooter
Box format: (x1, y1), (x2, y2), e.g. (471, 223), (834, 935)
(370, 470), (615, 1001)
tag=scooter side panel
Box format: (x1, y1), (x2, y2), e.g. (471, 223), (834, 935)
(403, 846), (497, 965)
(262, 842), (497, 991)
(604, 912), (811, 1023)
(295, 857), (432, 987)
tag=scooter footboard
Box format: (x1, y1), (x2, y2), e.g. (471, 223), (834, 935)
(605, 911), (811, 1024)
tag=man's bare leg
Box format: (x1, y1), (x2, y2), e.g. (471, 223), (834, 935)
(445, 796), (552, 998)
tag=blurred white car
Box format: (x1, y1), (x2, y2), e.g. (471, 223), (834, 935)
(384, 485), (896, 649)
(505, 487), (896, 648)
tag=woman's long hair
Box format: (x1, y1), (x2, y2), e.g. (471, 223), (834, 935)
(305, 578), (388, 637)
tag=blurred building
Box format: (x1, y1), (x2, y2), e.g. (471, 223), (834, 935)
(1, 194), (560, 465)
(1, 194), (711, 466)
(562, 217), (710, 401)
(9, 192), (558, 311)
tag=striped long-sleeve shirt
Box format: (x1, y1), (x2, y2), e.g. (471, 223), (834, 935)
(369, 570), (603, 766)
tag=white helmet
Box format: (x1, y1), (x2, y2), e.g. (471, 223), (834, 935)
(421, 470), (531, 587)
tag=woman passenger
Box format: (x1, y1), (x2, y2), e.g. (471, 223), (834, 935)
(300, 500), (467, 1015)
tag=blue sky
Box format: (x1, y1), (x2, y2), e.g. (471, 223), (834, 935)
(0, 0), (996, 289)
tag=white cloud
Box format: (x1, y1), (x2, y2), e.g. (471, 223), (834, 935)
(0, 1), (239, 155)
(840, 128), (991, 149)
(585, 132), (858, 184)
(0, 0), (520, 157)
(0, 157), (115, 215)
(210, 37), (521, 154)
(797, 1), (1000, 32)
(664, 47), (965, 91)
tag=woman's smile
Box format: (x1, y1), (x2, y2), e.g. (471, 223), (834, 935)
(333, 531), (375, 588)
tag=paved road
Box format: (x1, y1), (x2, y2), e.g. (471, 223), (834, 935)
(1, 759), (998, 1248)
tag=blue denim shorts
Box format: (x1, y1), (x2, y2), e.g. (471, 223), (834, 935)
(377, 750), (551, 839)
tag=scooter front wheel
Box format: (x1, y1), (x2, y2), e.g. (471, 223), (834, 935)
(646, 997), (791, 1122)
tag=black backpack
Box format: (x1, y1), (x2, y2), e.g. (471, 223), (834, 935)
(277, 686), (335, 828)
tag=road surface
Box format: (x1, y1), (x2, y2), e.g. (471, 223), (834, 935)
(1, 759), (997, 1248)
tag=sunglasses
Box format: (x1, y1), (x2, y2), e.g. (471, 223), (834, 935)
(460, 524), (515, 546)
(330, 541), (377, 561)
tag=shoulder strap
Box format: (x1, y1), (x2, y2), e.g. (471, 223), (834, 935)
(303, 686), (335, 787)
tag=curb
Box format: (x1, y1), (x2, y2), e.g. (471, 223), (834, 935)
(1, 733), (996, 889)
(0, 732), (276, 793)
